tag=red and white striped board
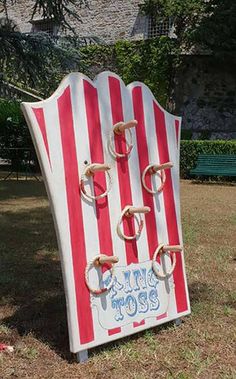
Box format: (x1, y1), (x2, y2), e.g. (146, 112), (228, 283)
(21, 72), (190, 354)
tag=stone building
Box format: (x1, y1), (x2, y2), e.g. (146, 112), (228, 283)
(0, 0), (174, 44)
(1, 1), (235, 139)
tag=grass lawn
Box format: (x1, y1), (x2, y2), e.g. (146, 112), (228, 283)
(0, 179), (235, 379)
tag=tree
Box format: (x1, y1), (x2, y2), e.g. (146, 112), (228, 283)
(0, 0), (90, 95)
(141, 0), (236, 56)
(192, 0), (236, 56)
(141, 0), (236, 110)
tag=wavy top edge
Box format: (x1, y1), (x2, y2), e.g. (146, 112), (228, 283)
(21, 71), (181, 121)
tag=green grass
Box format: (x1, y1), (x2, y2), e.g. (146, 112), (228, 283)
(0, 180), (235, 379)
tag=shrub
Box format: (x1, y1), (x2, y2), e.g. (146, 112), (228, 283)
(180, 140), (236, 178)
(81, 38), (175, 107)
(0, 100), (37, 171)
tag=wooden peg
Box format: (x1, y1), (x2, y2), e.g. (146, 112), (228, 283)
(114, 120), (137, 135)
(151, 161), (173, 173)
(126, 206), (151, 216)
(162, 245), (182, 253)
(85, 163), (111, 177)
(96, 255), (119, 266)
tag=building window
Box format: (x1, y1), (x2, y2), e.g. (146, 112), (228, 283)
(31, 19), (59, 36)
(147, 17), (172, 38)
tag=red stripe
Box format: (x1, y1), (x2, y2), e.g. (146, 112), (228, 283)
(58, 86), (94, 344)
(108, 327), (121, 336)
(175, 120), (180, 148)
(83, 80), (121, 336)
(156, 312), (167, 320)
(83, 80), (114, 257)
(153, 102), (188, 313)
(133, 320), (145, 328)
(132, 87), (159, 258)
(108, 76), (138, 265)
(33, 108), (51, 167)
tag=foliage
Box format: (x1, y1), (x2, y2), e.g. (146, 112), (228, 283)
(0, 0), (88, 29)
(180, 140), (236, 178)
(0, 99), (35, 169)
(114, 39), (174, 106)
(31, 0), (89, 31)
(141, 0), (236, 57)
(82, 39), (175, 107)
(0, 32), (83, 96)
(0, 99), (31, 148)
(191, 0), (236, 56)
(141, 0), (206, 46)
(180, 130), (193, 140)
(0, 0), (90, 95)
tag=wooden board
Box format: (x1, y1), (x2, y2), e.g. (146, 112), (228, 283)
(21, 72), (190, 354)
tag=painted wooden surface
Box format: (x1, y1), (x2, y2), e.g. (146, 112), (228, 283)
(21, 72), (190, 354)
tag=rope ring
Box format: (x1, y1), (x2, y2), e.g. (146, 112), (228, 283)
(108, 123), (133, 158)
(152, 243), (177, 279)
(85, 254), (116, 295)
(142, 164), (166, 194)
(117, 205), (144, 240)
(80, 164), (112, 201)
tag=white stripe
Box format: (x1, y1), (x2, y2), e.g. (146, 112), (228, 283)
(128, 83), (177, 322)
(96, 73), (127, 266)
(120, 80), (150, 263)
(25, 100), (81, 352)
(69, 76), (102, 344)
(165, 113), (190, 312)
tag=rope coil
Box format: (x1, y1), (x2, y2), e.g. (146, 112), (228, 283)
(117, 205), (150, 240)
(80, 163), (112, 201)
(152, 243), (182, 279)
(142, 162), (173, 194)
(108, 120), (137, 159)
(85, 254), (119, 295)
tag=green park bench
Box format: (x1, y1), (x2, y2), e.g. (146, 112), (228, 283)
(190, 154), (236, 178)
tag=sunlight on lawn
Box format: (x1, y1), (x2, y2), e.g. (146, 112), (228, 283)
(0, 180), (235, 379)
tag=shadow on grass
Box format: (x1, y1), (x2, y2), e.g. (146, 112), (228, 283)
(190, 179), (236, 187)
(0, 183), (182, 361)
(5, 181), (233, 361)
(188, 282), (213, 304)
(0, 180), (46, 201)
(0, 182), (72, 359)
(0, 180), (195, 360)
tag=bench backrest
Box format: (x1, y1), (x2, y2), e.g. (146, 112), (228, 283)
(197, 154), (236, 166)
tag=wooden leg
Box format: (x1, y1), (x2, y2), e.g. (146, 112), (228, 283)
(76, 349), (88, 363)
(174, 318), (182, 326)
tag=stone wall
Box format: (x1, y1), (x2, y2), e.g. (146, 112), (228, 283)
(0, 0), (33, 33)
(83, 51), (236, 140)
(69, 0), (147, 44)
(1, 0), (147, 44)
(174, 56), (236, 140)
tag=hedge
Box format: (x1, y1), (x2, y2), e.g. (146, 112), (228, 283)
(1, 100), (236, 180)
(0, 99), (37, 170)
(180, 140), (236, 178)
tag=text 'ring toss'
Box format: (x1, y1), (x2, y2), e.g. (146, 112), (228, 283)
(80, 163), (112, 201)
(142, 162), (173, 194)
(117, 205), (151, 240)
(152, 244), (182, 279)
(108, 120), (137, 158)
(85, 254), (119, 295)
